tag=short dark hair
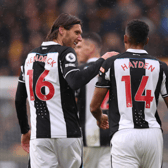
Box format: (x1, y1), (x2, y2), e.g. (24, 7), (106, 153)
(126, 19), (149, 45)
(46, 13), (82, 41)
(82, 32), (102, 49)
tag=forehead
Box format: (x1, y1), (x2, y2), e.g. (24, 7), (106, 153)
(70, 24), (82, 33)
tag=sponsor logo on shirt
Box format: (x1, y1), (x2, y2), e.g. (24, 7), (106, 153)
(65, 53), (76, 62)
(65, 63), (75, 67)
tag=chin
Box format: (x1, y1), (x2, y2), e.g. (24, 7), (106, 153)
(71, 44), (76, 49)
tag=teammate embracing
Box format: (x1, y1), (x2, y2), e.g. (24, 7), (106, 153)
(15, 13), (117, 168)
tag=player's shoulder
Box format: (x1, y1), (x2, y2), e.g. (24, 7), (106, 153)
(147, 55), (168, 66)
(103, 52), (125, 65)
(29, 46), (41, 53)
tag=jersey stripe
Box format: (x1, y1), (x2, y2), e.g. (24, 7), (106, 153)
(96, 51), (168, 138)
(22, 43), (81, 139)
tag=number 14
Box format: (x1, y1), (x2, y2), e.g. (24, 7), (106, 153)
(121, 75), (154, 108)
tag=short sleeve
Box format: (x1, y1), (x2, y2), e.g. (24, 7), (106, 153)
(18, 65), (25, 83)
(160, 62), (168, 98)
(95, 60), (111, 88)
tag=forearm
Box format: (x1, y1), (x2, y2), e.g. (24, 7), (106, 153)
(91, 107), (103, 122)
(66, 58), (104, 90)
(15, 82), (30, 134)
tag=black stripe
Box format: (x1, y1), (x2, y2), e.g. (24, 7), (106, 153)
(110, 61), (120, 138)
(27, 156), (31, 168)
(33, 54), (51, 138)
(155, 64), (163, 128)
(58, 59), (81, 138)
(78, 85), (86, 146)
(130, 58), (149, 128)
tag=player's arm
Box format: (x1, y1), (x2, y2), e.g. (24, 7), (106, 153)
(90, 59), (111, 129)
(163, 97), (168, 108)
(15, 81), (30, 134)
(15, 74), (31, 153)
(62, 48), (118, 90)
(15, 67), (30, 135)
(90, 87), (109, 129)
(161, 62), (168, 108)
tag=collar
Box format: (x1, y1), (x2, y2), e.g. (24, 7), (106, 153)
(41, 41), (59, 46)
(87, 57), (99, 63)
(126, 49), (148, 54)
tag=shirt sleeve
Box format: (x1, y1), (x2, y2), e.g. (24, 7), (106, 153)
(60, 47), (105, 90)
(15, 67), (30, 134)
(95, 60), (111, 88)
(160, 62), (168, 98)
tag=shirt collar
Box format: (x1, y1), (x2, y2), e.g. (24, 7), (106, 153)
(41, 41), (59, 46)
(126, 49), (148, 54)
(87, 57), (99, 63)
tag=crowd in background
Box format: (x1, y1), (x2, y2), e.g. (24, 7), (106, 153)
(0, 0), (168, 76)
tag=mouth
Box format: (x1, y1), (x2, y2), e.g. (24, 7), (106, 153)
(74, 42), (77, 46)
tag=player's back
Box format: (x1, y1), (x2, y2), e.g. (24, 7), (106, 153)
(78, 58), (110, 147)
(101, 49), (168, 137)
(22, 41), (81, 139)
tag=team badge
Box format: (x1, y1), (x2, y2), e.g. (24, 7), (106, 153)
(65, 53), (76, 62)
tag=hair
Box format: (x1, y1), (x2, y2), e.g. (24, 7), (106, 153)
(46, 13), (82, 41)
(82, 32), (102, 50)
(125, 19), (149, 45)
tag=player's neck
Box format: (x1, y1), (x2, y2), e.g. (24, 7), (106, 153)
(53, 39), (63, 46)
(126, 44), (145, 50)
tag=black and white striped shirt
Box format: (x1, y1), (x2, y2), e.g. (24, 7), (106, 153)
(15, 41), (104, 139)
(96, 49), (168, 138)
(77, 58), (110, 147)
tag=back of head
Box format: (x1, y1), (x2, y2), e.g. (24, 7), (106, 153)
(125, 19), (149, 46)
(46, 13), (82, 41)
(82, 32), (102, 50)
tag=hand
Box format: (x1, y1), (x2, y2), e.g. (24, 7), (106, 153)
(21, 130), (31, 153)
(101, 51), (119, 60)
(97, 114), (109, 130)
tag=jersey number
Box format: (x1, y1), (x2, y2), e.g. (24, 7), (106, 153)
(27, 70), (54, 101)
(121, 75), (154, 108)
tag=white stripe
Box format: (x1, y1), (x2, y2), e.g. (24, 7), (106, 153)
(114, 58), (134, 130)
(24, 53), (36, 139)
(85, 76), (100, 146)
(161, 72), (167, 96)
(18, 80), (25, 83)
(41, 41), (59, 46)
(126, 49), (148, 54)
(64, 69), (79, 78)
(45, 53), (67, 137)
(95, 85), (110, 88)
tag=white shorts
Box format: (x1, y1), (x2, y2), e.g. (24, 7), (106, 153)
(30, 137), (82, 168)
(83, 146), (111, 168)
(111, 128), (163, 168)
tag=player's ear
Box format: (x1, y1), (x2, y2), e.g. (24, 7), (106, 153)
(124, 34), (128, 44)
(145, 37), (149, 45)
(59, 26), (65, 36)
(89, 43), (95, 52)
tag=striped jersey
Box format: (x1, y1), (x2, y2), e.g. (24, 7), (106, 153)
(96, 49), (168, 138)
(77, 58), (110, 147)
(19, 41), (82, 139)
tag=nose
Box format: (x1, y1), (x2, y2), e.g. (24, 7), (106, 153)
(78, 34), (82, 42)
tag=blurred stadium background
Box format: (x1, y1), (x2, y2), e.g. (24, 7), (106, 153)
(0, 0), (168, 167)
